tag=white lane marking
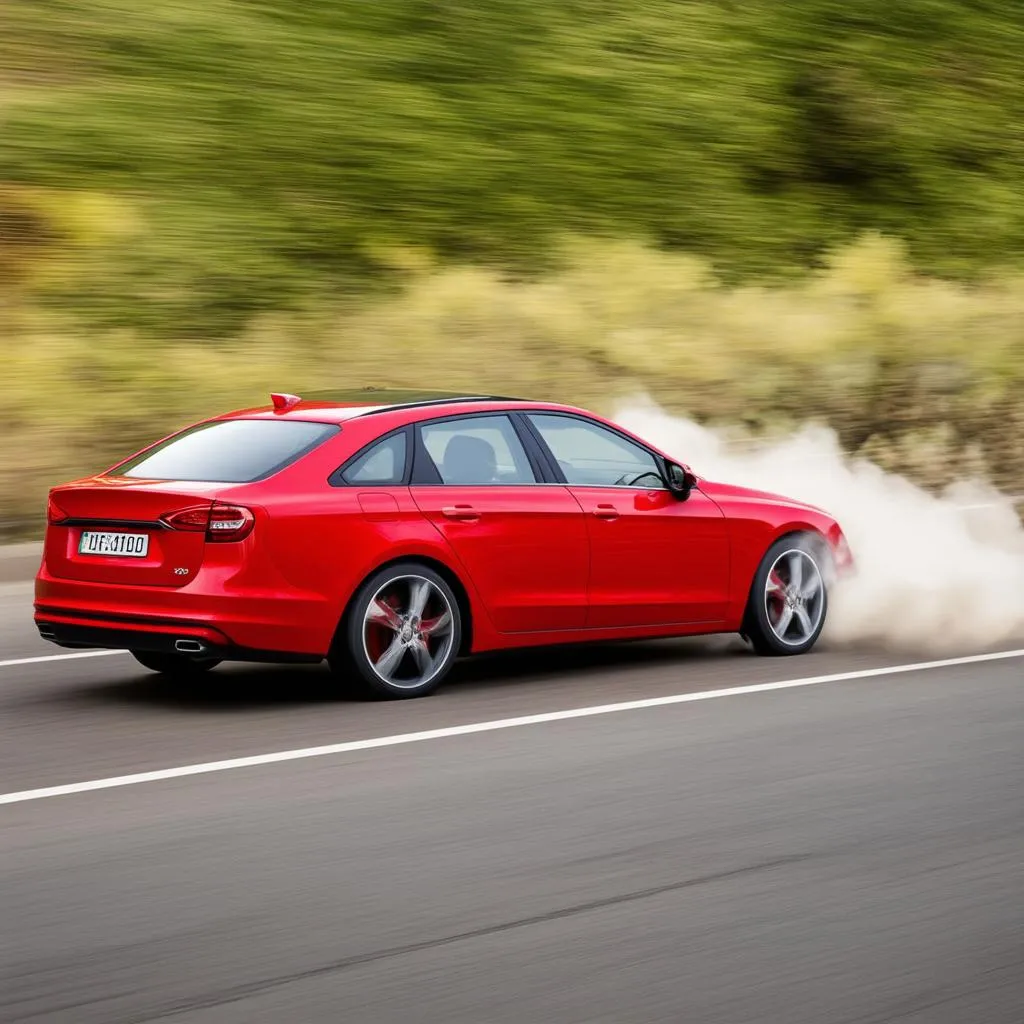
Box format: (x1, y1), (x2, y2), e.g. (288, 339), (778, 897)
(2, 648), (1023, 807)
(0, 650), (126, 669)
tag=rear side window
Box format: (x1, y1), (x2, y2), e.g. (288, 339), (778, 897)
(116, 420), (337, 483)
(419, 415), (536, 485)
(337, 432), (407, 485)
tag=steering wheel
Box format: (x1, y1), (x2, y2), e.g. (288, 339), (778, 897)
(613, 471), (663, 488)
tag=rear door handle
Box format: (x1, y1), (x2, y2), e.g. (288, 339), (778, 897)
(592, 504), (619, 520)
(442, 505), (480, 522)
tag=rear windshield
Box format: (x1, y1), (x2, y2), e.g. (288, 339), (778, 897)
(115, 419), (338, 483)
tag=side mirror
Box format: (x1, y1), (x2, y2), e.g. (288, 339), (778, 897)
(665, 462), (697, 499)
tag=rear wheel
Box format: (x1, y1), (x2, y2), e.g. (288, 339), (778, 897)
(743, 536), (829, 656)
(130, 651), (222, 676)
(330, 562), (461, 699)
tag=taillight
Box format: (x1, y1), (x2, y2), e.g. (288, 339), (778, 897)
(161, 506), (210, 532)
(161, 503), (255, 542)
(47, 495), (69, 525)
(206, 503), (255, 541)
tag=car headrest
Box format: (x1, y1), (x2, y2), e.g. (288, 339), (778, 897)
(442, 434), (498, 484)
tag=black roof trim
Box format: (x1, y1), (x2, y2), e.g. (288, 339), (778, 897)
(348, 393), (528, 417)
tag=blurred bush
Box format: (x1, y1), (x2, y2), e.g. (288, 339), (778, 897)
(2, 235), (1022, 534)
(5, 0), (1024, 333)
(2, 1), (1024, 533)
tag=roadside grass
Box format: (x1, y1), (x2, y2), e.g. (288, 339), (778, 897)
(2, 234), (1022, 536)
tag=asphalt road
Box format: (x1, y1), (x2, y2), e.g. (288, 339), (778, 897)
(2, 580), (1024, 1023)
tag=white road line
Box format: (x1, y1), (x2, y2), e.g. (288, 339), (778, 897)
(2, 648), (1022, 807)
(0, 650), (126, 669)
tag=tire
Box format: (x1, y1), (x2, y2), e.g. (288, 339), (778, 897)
(743, 534), (829, 656)
(130, 650), (222, 676)
(329, 562), (462, 700)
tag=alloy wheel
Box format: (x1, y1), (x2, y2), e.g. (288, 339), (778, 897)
(361, 575), (455, 689)
(763, 549), (826, 646)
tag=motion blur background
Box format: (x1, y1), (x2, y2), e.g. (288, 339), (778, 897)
(3, 0), (1023, 536)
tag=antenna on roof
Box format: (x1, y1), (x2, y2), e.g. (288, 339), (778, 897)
(270, 393), (302, 413)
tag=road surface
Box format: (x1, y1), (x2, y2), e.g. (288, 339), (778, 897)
(2, 581), (1023, 1023)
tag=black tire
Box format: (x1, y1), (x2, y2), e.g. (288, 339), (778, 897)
(743, 534), (830, 656)
(130, 650), (222, 676)
(329, 561), (463, 700)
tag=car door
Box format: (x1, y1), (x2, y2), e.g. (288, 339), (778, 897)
(410, 413), (589, 633)
(525, 412), (730, 629)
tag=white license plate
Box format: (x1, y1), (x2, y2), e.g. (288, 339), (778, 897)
(78, 531), (150, 558)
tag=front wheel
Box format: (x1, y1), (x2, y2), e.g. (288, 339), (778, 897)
(130, 650), (222, 676)
(329, 562), (462, 699)
(743, 536), (829, 656)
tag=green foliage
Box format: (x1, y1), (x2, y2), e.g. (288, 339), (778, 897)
(3, 0), (1024, 533)
(5, 0), (1024, 332)
(2, 237), (1022, 535)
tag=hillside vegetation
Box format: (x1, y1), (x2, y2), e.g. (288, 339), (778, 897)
(6, 0), (1024, 331)
(4, 235), (1023, 533)
(2, 0), (1023, 531)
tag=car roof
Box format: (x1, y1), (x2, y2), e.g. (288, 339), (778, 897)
(221, 389), (578, 424)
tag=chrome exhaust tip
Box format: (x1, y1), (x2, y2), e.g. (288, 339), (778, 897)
(174, 639), (206, 654)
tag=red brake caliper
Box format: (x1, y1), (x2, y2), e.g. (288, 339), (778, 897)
(366, 594), (401, 662)
(767, 569), (787, 622)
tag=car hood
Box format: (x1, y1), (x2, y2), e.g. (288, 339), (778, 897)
(697, 479), (833, 518)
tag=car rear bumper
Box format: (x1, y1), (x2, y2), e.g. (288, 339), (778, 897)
(34, 563), (336, 660)
(35, 616), (321, 663)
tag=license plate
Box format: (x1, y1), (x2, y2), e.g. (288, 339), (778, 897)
(78, 531), (150, 558)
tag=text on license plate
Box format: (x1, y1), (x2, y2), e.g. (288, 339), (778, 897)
(78, 531), (149, 558)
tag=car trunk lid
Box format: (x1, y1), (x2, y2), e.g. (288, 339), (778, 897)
(45, 477), (225, 587)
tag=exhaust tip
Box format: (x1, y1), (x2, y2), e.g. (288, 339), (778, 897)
(174, 639), (206, 654)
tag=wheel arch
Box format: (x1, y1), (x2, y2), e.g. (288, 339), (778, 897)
(768, 524), (837, 581)
(770, 523), (831, 555)
(334, 554), (476, 657)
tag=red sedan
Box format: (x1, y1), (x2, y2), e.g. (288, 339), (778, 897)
(35, 391), (853, 698)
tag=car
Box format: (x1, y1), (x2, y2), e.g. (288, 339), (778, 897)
(35, 389), (854, 699)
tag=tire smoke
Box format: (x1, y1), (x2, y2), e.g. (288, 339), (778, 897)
(616, 398), (1024, 651)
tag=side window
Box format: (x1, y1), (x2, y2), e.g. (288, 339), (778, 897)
(419, 415), (536, 485)
(338, 432), (407, 485)
(528, 414), (664, 489)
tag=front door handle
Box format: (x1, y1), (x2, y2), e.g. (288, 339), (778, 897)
(442, 505), (480, 522)
(592, 504), (619, 521)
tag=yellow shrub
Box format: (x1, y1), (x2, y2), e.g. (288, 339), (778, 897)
(2, 234), (1022, 534)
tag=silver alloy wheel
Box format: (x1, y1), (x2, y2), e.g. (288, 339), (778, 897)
(361, 575), (455, 690)
(763, 548), (826, 646)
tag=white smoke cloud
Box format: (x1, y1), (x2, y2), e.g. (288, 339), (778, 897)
(616, 397), (1024, 651)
